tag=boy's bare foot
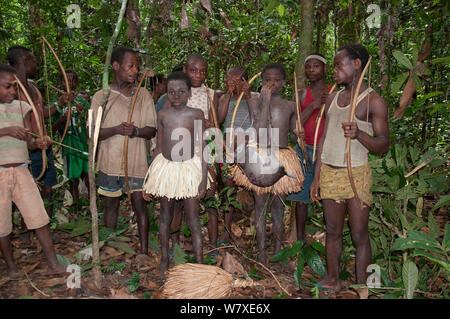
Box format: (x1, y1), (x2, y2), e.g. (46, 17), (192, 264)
(318, 277), (343, 291)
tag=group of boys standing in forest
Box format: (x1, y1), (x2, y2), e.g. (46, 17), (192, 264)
(0, 41), (389, 292)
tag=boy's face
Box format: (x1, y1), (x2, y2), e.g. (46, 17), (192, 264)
(333, 50), (360, 84)
(305, 59), (326, 82)
(183, 59), (207, 88)
(167, 79), (191, 107)
(113, 52), (139, 84)
(225, 70), (242, 90)
(0, 72), (17, 104)
(262, 68), (285, 95)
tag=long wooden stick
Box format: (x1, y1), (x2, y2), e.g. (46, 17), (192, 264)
(123, 69), (150, 198)
(294, 72), (309, 171)
(312, 83), (337, 163)
(88, 0), (129, 290)
(346, 56), (372, 205)
(204, 84), (219, 129)
(14, 75), (47, 181)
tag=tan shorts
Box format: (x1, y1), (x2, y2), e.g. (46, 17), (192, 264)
(319, 163), (373, 207)
(0, 166), (49, 237)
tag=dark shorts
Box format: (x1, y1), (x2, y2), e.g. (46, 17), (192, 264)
(29, 146), (57, 187)
(286, 144), (315, 203)
(97, 170), (145, 197)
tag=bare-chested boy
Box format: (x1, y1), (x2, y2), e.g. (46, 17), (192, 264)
(168, 54), (220, 250)
(90, 47), (157, 255)
(311, 44), (390, 290)
(0, 63), (66, 276)
(232, 63), (304, 264)
(143, 71), (208, 272)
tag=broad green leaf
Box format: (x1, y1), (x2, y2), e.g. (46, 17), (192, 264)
(430, 56), (450, 65)
(432, 194), (450, 211)
(428, 212), (440, 239)
(106, 241), (136, 255)
(302, 246), (326, 277)
(412, 249), (450, 272)
(270, 246), (292, 262)
(393, 50), (413, 70)
(70, 222), (91, 238)
(173, 243), (186, 265)
(402, 259), (418, 299)
(391, 72), (409, 93)
(392, 231), (442, 253)
(310, 241), (326, 255)
(289, 240), (305, 258)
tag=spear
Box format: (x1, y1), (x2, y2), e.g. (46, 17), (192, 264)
(88, 0), (129, 289)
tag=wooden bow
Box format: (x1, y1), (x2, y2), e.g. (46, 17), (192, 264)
(312, 83), (337, 163)
(294, 72), (309, 171)
(42, 36), (71, 154)
(14, 75), (47, 180)
(123, 68), (151, 198)
(204, 84), (219, 129)
(346, 56), (372, 205)
(228, 72), (261, 162)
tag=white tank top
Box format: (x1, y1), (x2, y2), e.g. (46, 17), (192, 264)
(321, 88), (374, 167)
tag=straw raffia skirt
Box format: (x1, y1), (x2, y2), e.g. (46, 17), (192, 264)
(230, 145), (304, 195)
(143, 153), (211, 200)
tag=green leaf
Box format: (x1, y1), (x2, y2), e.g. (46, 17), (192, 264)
(428, 212), (440, 239)
(106, 241), (136, 255)
(412, 249), (450, 272)
(432, 194), (450, 211)
(402, 259), (418, 299)
(295, 254), (305, 288)
(391, 72), (409, 93)
(270, 246), (292, 262)
(56, 254), (71, 267)
(302, 246), (326, 278)
(310, 241), (326, 255)
(443, 224), (450, 249)
(411, 73), (422, 89)
(415, 197), (423, 217)
(265, 0), (280, 13)
(173, 243), (186, 265)
(70, 221), (91, 237)
(289, 240), (305, 258)
(392, 231), (442, 253)
(276, 4), (285, 17)
(393, 50), (413, 70)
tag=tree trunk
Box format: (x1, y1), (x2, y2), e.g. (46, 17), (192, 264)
(295, 0), (315, 90)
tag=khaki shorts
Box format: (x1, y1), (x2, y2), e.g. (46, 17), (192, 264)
(319, 163), (373, 207)
(0, 166), (49, 237)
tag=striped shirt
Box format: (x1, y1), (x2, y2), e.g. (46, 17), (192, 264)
(223, 92), (258, 130)
(0, 100), (32, 165)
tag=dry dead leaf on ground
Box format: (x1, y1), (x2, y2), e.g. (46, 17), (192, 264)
(110, 287), (138, 299)
(223, 252), (247, 277)
(39, 277), (66, 288)
(232, 224), (243, 237)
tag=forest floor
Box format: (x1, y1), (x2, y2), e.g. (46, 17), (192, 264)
(0, 189), (447, 300)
